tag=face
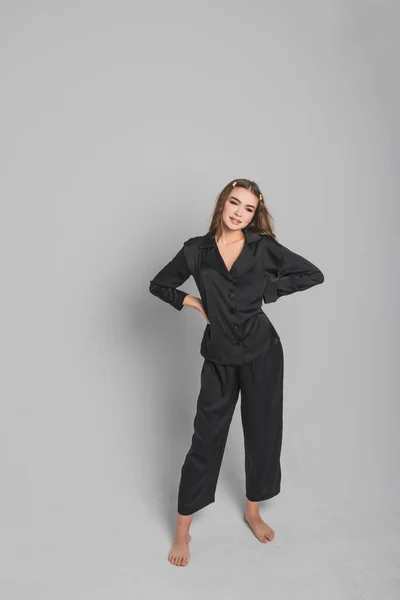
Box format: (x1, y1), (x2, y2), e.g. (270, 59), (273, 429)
(221, 187), (259, 231)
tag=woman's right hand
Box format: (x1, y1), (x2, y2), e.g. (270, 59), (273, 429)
(183, 295), (210, 324)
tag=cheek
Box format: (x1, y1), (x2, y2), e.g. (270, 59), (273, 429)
(242, 213), (253, 225)
(222, 203), (232, 216)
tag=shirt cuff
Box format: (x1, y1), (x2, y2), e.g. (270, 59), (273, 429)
(172, 290), (189, 311)
(262, 277), (279, 304)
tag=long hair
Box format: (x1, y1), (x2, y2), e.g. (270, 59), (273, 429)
(208, 178), (276, 240)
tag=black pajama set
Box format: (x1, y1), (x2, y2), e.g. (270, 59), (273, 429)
(149, 228), (324, 515)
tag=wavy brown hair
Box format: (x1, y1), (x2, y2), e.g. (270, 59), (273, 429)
(208, 178), (276, 240)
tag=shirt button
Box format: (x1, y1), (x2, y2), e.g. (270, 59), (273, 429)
(228, 292), (235, 300)
(235, 341), (241, 345)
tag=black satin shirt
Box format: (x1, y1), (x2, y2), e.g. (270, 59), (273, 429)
(149, 227), (324, 366)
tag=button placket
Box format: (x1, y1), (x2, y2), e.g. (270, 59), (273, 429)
(227, 282), (242, 346)
(232, 322), (243, 346)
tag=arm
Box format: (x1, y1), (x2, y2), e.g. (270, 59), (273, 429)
(149, 245), (191, 311)
(263, 238), (324, 303)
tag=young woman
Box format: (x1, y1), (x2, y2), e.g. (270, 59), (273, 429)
(149, 178), (324, 567)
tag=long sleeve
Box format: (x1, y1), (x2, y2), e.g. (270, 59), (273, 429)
(263, 239), (324, 303)
(149, 245), (191, 311)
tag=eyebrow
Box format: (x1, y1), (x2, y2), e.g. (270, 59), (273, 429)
(230, 195), (256, 209)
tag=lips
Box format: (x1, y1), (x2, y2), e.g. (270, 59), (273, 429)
(230, 217), (241, 224)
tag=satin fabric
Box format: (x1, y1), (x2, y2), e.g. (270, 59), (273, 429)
(149, 227), (324, 366)
(177, 337), (284, 515)
(149, 228), (324, 515)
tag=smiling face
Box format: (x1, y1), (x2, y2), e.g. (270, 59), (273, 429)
(221, 186), (259, 231)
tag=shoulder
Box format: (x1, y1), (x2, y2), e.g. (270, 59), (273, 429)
(259, 233), (283, 263)
(181, 235), (205, 273)
(259, 233), (281, 249)
(183, 235), (205, 248)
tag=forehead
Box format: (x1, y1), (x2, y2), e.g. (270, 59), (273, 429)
(227, 187), (258, 208)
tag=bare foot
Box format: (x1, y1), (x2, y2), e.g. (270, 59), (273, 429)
(244, 512), (275, 543)
(168, 532), (192, 566)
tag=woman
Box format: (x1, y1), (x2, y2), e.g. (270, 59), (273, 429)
(149, 178), (324, 566)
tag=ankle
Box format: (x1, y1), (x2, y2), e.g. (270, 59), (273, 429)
(245, 500), (260, 515)
(174, 530), (190, 542)
(175, 524), (191, 536)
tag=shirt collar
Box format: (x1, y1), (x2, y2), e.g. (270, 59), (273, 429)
(199, 228), (262, 249)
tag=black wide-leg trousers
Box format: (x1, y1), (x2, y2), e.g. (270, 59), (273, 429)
(177, 338), (284, 516)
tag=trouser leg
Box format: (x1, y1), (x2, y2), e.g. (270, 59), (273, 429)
(240, 339), (284, 502)
(177, 359), (239, 515)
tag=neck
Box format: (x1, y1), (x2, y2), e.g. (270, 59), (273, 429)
(218, 224), (245, 245)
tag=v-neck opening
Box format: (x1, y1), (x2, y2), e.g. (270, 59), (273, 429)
(213, 236), (246, 275)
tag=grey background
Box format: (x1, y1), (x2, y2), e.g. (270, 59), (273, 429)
(1, 1), (399, 598)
